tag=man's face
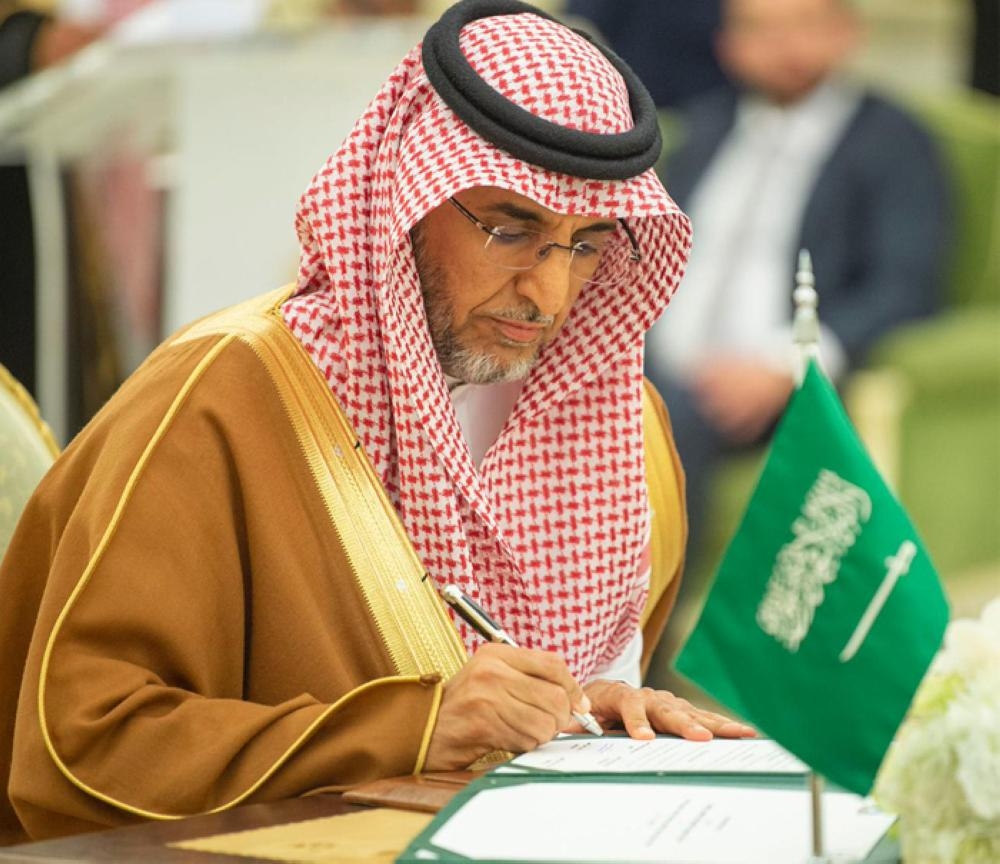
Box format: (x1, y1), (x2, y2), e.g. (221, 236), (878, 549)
(718, 0), (860, 105)
(411, 186), (618, 385)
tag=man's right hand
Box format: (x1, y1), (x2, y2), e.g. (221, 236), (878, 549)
(423, 643), (591, 771)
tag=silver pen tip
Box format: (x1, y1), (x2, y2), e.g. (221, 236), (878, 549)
(579, 713), (604, 736)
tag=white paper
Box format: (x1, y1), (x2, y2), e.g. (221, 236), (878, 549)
(504, 736), (809, 775)
(428, 782), (893, 863)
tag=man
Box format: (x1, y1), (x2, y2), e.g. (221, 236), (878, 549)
(644, 0), (950, 552)
(0, 0), (752, 844)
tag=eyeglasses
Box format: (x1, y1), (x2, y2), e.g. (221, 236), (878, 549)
(447, 197), (641, 287)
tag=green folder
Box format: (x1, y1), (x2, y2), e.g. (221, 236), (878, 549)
(395, 772), (900, 863)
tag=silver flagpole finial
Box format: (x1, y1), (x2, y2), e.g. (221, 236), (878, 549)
(793, 249), (821, 385)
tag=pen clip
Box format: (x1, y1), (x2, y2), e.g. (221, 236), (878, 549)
(459, 590), (503, 631)
(441, 585), (516, 647)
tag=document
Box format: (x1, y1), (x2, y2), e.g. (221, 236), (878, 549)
(503, 735), (809, 775)
(414, 781), (893, 863)
(171, 807), (430, 863)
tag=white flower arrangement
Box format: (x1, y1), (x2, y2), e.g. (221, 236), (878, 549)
(874, 597), (1000, 863)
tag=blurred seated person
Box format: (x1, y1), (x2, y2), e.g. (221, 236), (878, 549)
(0, 2), (101, 79)
(644, 0), (951, 556)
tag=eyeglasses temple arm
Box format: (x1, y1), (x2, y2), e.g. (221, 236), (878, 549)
(618, 218), (641, 263)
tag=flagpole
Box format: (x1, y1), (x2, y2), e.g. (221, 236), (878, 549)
(793, 250), (833, 863)
(792, 249), (820, 386)
(806, 772), (833, 863)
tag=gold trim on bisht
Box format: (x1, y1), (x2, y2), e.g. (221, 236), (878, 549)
(640, 380), (684, 633)
(33, 330), (452, 821)
(175, 288), (469, 681)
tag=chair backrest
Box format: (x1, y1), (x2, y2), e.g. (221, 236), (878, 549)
(0, 364), (59, 559)
(911, 91), (1000, 309)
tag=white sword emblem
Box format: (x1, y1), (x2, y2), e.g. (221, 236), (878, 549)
(840, 540), (918, 663)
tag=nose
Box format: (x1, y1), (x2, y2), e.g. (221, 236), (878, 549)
(514, 252), (576, 318)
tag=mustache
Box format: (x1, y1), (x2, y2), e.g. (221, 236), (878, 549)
(490, 306), (555, 327)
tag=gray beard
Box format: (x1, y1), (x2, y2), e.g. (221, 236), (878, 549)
(424, 303), (538, 384)
(413, 231), (542, 385)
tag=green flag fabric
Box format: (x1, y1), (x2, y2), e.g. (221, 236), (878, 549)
(675, 359), (949, 796)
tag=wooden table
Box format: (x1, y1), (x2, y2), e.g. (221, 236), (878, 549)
(0, 795), (363, 863)
(0, 783), (902, 863)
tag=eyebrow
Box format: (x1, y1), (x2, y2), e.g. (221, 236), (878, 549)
(482, 201), (618, 235)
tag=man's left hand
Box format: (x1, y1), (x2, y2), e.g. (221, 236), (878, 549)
(579, 680), (757, 740)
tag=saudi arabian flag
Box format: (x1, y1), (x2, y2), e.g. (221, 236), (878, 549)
(675, 359), (949, 796)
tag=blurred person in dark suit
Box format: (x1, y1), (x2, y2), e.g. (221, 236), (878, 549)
(644, 0), (951, 565)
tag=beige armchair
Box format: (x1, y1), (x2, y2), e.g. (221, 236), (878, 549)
(0, 364), (58, 559)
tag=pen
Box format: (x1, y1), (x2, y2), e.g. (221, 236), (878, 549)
(441, 584), (604, 737)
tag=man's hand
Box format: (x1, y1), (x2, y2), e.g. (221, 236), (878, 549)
(31, 20), (104, 72)
(424, 643), (591, 771)
(693, 359), (794, 444)
(581, 680), (757, 741)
